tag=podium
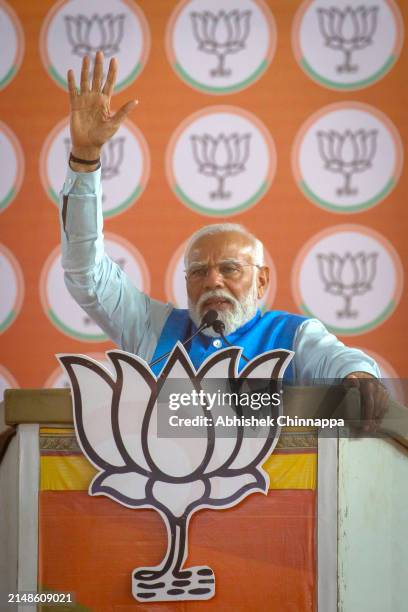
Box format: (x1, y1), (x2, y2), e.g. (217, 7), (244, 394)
(1, 387), (408, 611)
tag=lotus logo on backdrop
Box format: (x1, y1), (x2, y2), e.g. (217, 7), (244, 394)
(190, 9), (252, 77)
(316, 128), (378, 196)
(0, 244), (24, 334)
(317, 5), (378, 73)
(292, 102), (403, 214)
(166, 0), (276, 94)
(59, 345), (292, 601)
(164, 240), (277, 310)
(0, 1), (24, 90)
(292, 225), (403, 335)
(40, 0), (150, 92)
(64, 13), (125, 58)
(292, 0), (403, 90)
(40, 235), (150, 342)
(99, 138), (125, 180)
(40, 118), (150, 218)
(191, 132), (251, 200)
(166, 107), (276, 216)
(0, 121), (24, 213)
(317, 251), (378, 318)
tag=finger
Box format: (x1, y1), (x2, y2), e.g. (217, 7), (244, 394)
(92, 50), (104, 92)
(102, 57), (117, 97)
(80, 56), (90, 93)
(374, 388), (389, 424)
(110, 100), (137, 127)
(343, 374), (360, 389)
(67, 69), (78, 104)
(361, 382), (375, 432)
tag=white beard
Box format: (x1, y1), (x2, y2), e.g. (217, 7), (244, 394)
(188, 279), (259, 337)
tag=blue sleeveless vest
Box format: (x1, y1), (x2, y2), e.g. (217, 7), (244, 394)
(150, 309), (308, 380)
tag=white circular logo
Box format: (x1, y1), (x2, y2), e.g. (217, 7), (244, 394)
(166, 106), (276, 216)
(40, 118), (150, 218)
(0, 121), (24, 212)
(45, 352), (114, 388)
(165, 239), (277, 309)
(40, 234), (150, 341)
(166, 0), (276, 94)
(292, 225), (403, 335)
(40, 0), (150, 92)
(0, 0), (24, 90)
(0, 365), (18, 401)
(292, 0), (404, 90)
(292, 102), (403, 213)
(0, 244), (24, 334)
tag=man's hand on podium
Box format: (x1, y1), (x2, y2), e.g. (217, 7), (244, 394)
(344, 371), (389, 433)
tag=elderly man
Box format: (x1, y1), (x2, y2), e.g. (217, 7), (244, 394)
(61, 52), (386, 426)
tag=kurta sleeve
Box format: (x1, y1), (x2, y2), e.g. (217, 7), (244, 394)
(292, 318), (380, 383)
(59, 165), (173, 360)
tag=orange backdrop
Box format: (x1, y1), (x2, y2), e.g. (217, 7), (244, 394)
(0, 0), (407, 388)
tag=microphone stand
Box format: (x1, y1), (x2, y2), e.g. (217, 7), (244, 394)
(149, 310), (219, 368)
(212, 320), (250, 363)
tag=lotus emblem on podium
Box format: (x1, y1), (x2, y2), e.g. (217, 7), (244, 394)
(59, 344), (292, 602)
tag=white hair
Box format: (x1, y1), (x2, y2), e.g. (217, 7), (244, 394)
(184, 223), (264, 267)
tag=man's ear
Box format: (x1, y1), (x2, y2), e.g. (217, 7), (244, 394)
(257, 266), (269, 299)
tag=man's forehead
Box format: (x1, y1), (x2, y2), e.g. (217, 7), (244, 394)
(187, 231), (255, 263)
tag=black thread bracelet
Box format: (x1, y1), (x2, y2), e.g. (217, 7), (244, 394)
(69, 153), (101, 166)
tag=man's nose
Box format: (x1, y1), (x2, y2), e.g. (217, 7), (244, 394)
(203, 266), (225, 290)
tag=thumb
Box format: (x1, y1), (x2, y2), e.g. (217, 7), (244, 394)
(111, 100), (137, 128)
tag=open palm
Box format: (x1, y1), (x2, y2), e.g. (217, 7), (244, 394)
(68, 51), (136, 159)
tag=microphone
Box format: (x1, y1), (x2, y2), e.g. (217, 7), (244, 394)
(212, 319), (225, 335)
(201, 309), (219, 329)
(210, 315), (250, 363)
(149, 309), (219, 368)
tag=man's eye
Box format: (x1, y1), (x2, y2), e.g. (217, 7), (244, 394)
(190, 268), (206, 278)
(220, 264), (240, 276)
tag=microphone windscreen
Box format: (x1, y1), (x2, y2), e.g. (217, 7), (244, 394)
(212, 319), (225, 334)
(201, 309), (219, 327)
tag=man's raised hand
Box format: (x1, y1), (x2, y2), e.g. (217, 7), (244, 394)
(67, 51), (137, 169)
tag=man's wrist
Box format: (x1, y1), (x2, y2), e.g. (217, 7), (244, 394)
(69, 147), (101, 173)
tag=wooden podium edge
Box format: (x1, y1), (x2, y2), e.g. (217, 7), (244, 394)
(5, 389), (73, 425)
(3, 387), (408, 452)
